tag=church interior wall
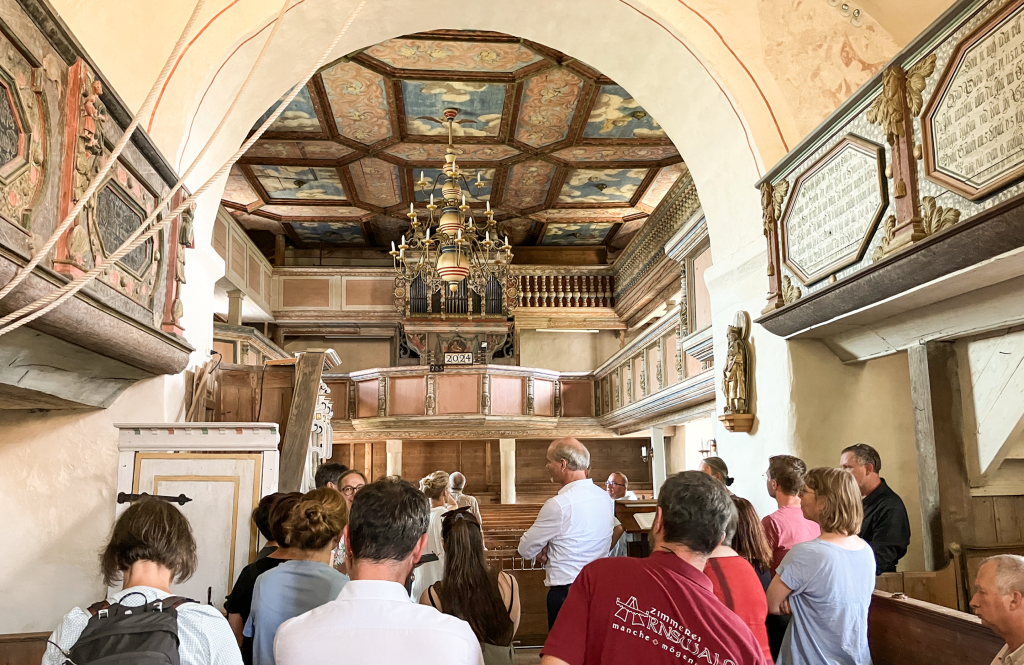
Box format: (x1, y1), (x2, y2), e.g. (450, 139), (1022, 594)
(788, 342), (926, 572)
(518, 330), (621, 373)
(0, 376), (185, 633)
(666, 416), (716, 475)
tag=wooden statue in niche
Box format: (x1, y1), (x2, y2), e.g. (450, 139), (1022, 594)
(720, 311), (754, 433)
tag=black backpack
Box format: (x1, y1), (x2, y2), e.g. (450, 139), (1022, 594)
(63, 592), (194, 665)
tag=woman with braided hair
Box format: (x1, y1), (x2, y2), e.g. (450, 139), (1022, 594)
(246, 487), (349, 665)
(419, 507), (520, 665)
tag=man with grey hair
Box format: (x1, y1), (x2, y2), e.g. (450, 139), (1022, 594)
(518, 437), (614, 629)
(971, 554), (1024, 664)
(449, 471), (483, 527)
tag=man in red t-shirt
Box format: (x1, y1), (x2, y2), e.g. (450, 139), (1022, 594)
(541, 471), (768, 665)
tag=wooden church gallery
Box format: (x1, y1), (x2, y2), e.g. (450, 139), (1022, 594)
(1, 0), (1023, 662)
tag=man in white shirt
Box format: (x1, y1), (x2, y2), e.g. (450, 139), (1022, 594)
(518, 437), (614, 629)
(971, 555), (1024, 665)
(274, 476), (484, 665)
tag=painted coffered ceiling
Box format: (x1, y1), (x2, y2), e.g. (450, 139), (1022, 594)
(221, 30), (686, 259)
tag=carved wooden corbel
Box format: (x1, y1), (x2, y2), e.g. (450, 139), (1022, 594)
(526, 376), (535, 416)
(426, 374), (437, 416)
(554, 380), (562, 418)
(377, 377), (387, 417)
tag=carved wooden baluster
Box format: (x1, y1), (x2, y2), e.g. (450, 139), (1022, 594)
(572, 276), (580, 307)
(528, 275), (535, 307)
(546, 276), (553, 307)
(562, 276), (569, 307)
(586, 276), (593, 307)
(599, 276), (607, 307)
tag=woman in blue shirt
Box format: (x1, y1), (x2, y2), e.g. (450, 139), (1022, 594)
(246, 487), (349, 665)
(767, 466), (876, 665)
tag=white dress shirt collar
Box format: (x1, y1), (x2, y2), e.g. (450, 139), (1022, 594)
(338, 579), (411, 602)
(559, 478), (595, 494)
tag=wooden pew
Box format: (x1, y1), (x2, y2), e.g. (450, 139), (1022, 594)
(869, 590), (1002, 664)
(489, 554), (549, 647)
(875, 545), (965, 610)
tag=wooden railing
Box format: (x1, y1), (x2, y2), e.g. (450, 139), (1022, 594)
(516, 274), (614, 308)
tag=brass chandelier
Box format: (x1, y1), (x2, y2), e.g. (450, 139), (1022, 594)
(391, 108), (516, 313)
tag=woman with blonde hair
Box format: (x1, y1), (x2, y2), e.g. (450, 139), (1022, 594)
(246, 487), (349, 665)
(767, 467), (875, 665)
(411, 470), (454, 600)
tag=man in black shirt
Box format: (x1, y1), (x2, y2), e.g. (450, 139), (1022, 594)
(840, 443), (911, 575)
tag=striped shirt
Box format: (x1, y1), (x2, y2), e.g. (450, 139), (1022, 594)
(42, 586), (242, 665)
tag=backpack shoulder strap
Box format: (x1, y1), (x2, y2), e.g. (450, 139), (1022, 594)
(159, 596), (195, 610)
(86, 600), (110, 617)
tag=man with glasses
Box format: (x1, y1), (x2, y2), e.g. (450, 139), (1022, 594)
(607, 473), (637, 559)
(605, 472), (637, 501)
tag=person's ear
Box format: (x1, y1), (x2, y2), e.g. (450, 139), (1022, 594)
(652, 507), (664, 536)
(412, 532), (428, 560)
(1012, 590), (1024, 610)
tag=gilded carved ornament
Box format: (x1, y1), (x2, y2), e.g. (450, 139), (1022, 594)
(919, 196), (961, 236)
(781, 275), (802, 305)
(760, 179), (789, 278)
(866, 55), (936, 198)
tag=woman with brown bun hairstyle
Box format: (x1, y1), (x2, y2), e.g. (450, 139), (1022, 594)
(245, 488), (349, 665)
(419, 507), (520, 664)
(411, 470), (454, 601)
(704, 496), (774, 663)
(768, 467), (874, 665)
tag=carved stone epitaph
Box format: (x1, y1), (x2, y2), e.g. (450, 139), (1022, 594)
(924, 0), (1024, 200)
(779, 136), (888, 285)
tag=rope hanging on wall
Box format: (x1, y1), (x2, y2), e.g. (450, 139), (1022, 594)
(0, 0), (208, 302)
(0, 0), (369, 339)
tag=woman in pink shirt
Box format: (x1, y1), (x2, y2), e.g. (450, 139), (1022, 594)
(762, 455), (820, 660)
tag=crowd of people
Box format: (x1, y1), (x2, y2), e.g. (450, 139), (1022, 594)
(38, 440), (1024, 665)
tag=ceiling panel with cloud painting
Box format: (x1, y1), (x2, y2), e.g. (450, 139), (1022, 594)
(251, 85), (323, 133)
(226, 30), (690, 255)
(402, 81), (507, 137)
(249, 165), (346, 201)
(584, 85), (665, 139)
(540, 222), (616, 246)
(290, 221), (366, 245)
(557, 168), (651, 204)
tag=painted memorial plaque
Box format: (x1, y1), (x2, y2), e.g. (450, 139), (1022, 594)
(0, 87), (21, 167)
(923, 0), (1024, 200)
(780, 136), (887, 285)
(96, 184), (151, 274)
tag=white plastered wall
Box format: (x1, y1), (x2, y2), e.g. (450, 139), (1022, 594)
(0, 187), (224, 632)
